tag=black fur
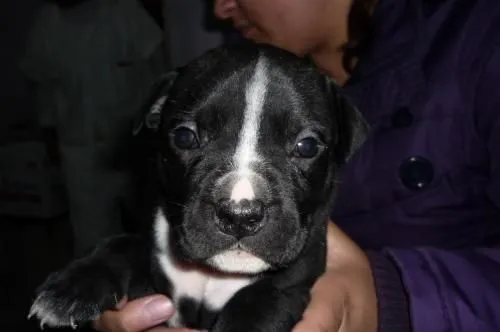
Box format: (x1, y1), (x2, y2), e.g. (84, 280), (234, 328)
(28, 42), (368, 331)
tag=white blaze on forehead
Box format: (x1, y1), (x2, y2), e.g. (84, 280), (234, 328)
(235, 57), (268, 171)
(231, 57), (269, 202)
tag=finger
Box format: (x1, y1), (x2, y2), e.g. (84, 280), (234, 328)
(93, 295), (175, 332)
(292, 320), (330, 332)
(292, 279), (344, 332)
(115, 296), (129, 310)
(146, 328), (195, 332)
(292, 301), (342, 332)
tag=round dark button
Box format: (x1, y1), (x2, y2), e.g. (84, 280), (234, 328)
(391, 107), (413, 128)
(399, 156), (434, 190)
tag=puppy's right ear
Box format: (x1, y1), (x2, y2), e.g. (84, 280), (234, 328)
(132, 70), (179, 137)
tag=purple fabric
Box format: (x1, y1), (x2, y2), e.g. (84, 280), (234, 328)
(330, 0), (500, 331)
(366, 252), (411, 331)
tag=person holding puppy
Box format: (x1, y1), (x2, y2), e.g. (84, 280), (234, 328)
(94, 0), (500, 331)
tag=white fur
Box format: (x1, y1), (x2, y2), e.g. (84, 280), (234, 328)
(151, 95), (167, 115)
(230, 177), (255, 202)
(230, 57), (268, 201)
(28, 294), (83, 330)
(154, 210), (256, 327)
(209, 249), (269, 274)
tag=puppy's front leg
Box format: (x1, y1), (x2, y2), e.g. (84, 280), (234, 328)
(28, 234), (151, 330)
(212, 280), (310, 332)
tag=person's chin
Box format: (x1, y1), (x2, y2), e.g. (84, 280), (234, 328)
(240, 26), (263, 41)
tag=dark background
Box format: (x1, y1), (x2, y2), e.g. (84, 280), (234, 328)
(0, 1), (235, 330)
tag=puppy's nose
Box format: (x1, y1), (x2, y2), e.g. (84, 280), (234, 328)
(215, 199), (264, 238)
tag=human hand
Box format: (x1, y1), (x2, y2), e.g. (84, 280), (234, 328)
(292, 222), (378, 332)
(92, 295), (194, 332)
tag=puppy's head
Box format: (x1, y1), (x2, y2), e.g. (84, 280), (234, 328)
(140, 44), (367, 275)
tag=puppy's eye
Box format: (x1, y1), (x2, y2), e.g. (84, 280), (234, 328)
(173, 127), (199, 149)
(294, 137), (321, 158)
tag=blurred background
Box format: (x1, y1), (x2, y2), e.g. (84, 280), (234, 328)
(0, 1), (239, 330)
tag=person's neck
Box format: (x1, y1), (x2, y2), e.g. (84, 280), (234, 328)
(309, 0), (351, 85)
(311, 50), (350, 85)
(311, 0), (379, 86)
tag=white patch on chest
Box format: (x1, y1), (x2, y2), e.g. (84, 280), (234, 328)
(154, 210), (255, 327)
(230, 57), (269, 202)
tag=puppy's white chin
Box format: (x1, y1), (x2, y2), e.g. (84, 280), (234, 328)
(208, 249), (270, 274)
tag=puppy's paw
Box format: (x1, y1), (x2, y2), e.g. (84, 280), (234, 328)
(28, 258), (127, 330)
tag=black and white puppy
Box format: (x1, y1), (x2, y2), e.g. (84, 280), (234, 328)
(28, 43), (368, 331)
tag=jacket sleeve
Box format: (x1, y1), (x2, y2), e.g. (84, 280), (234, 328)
(366, 44), (500, 332)
(368, 248), (500, 332)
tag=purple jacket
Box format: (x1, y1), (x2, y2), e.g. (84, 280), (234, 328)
(330, 0), (500, 331)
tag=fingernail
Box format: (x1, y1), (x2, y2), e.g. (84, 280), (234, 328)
(143, 296), (174, 323)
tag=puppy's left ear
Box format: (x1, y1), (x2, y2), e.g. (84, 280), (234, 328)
(326, 77), (370, 164)
(132, 70), (179, 137)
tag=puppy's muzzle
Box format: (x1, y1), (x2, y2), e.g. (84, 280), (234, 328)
(215, 198), (265, 239)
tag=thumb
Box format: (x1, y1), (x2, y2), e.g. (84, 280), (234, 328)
(93, 295), (175, 332)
